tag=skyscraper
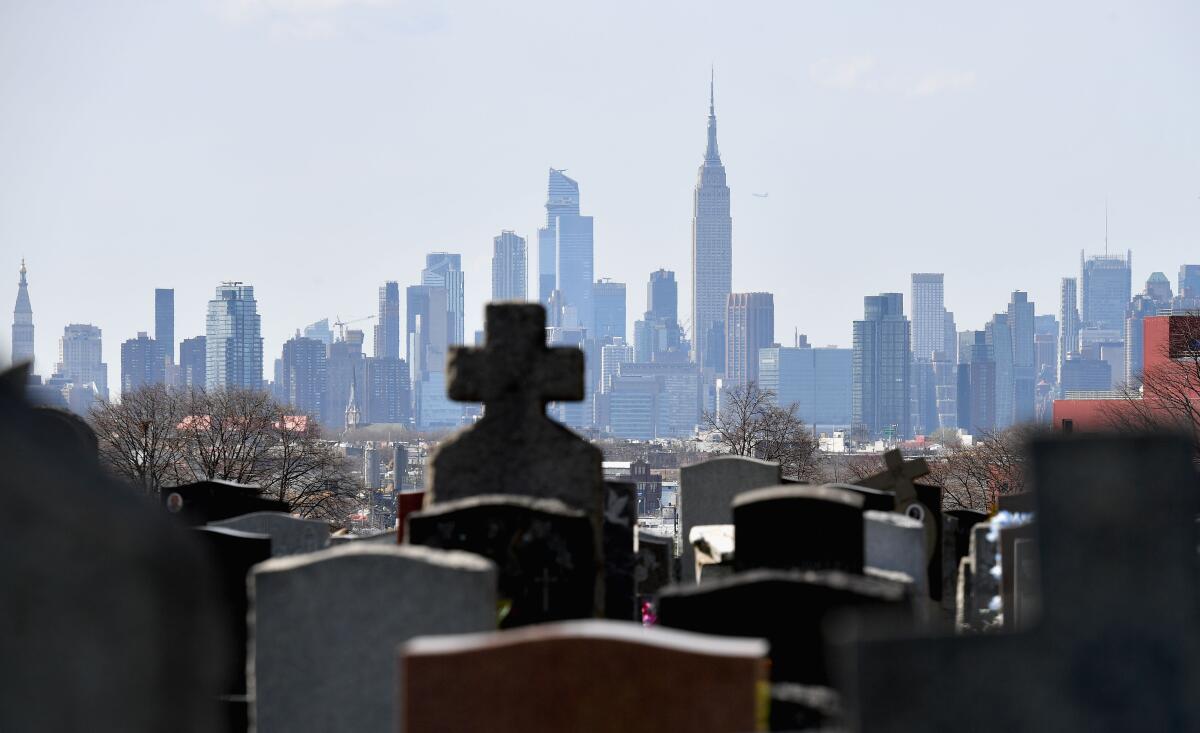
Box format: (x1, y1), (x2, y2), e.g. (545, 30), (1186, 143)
(592, 279), (626, 341)
(1080, 249), (1132, 331)
(179, 336), (206, 389)
(852, 293), (910, 440)
(58, 323), (108, 399)
(406, 284), (448, 383)
(1179, 264), (1200, 299)
(154, 288), (174, 365)
(635, 269), (683, 363)
(691, 77), (732, 371)
(647, 269), (678, 325)
(422, 253), (465, 346)
(758, 342), (853, 431)
(205, 282), (263, 391)
(545, 175), (595, 331)
(374, 281), (401, 360)
(1007, 291), (1036, 423)
(491, 230), (527, 301)
(910, 273), (945, 362)
(724, 292), (774, 388)
(987, 312), (1015, 429)
(12, 260), (34, 367)
(276, 334), (327, 416)
(1058, 277), (1080, 388)
(537, 168), (581, 307)
(121, 332), (165, 395)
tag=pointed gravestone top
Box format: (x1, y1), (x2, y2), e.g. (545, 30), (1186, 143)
(426, 304), (603, 515)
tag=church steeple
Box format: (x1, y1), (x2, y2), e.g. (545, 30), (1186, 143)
(705, 70), (720, 164)
(344, 371), (361, 433)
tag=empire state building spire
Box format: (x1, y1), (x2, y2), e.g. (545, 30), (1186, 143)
(12, 259), (35, 367)
(705, 71), (720, 163)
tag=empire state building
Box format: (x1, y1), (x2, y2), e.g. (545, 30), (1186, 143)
(691, 77), (732, 372)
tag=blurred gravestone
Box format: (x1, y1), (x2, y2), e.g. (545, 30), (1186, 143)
(837, 434), (1200, 732)
(0, 371), (227, 733)
(407, 494), (595, 628)
(864, 510), (928, 597)
(196, 526), (272, 733)
(603, 480), (637, 620)
(941, 509), (987, 616)
(732, 484), (865, 574)
(162, 479), (287, 527)
(399, 620), (768, 733)
(679, 455), (780, 582)
(210, 511), (330, 557)
(249, 544), (496, 733)
(635, 531), (674, 604)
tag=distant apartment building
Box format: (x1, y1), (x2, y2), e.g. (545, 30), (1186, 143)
(491, 231), (528, 301)
(178, 336), (207, 389)
(276, 335), (327, 417)
(724, 292), (774, 388)
(58, 323), (109, 399)
(758, 341), (853, 432)
(852, 293), (910, 440)
(205, 282), (263, 391)
(120, 332), (164, 395)
(592, 279), (626, 341)
(422, 252), (465, 347)
(154, 288), (174, 365)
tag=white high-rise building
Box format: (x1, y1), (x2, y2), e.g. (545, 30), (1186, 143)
(205, 282), (263, 391)
(58, 323), (108, 399)
(691, 76), (732, 372)
(600, 339), (635, 394)
(910, 273), (945, 362)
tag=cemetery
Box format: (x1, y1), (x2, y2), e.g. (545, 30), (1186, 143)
(2, 303), (1198, 732)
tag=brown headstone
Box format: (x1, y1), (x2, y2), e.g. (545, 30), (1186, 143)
(399, 620), (768, 733)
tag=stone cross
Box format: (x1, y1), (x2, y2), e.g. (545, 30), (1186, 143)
(853, 448), (940, 577)
(426, 304), (603, 515)
(837, 434), (1200, 732)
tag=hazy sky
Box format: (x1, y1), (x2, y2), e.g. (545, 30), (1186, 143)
(2, 1), (1197, 397)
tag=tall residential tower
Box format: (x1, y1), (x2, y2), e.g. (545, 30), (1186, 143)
(205, 282), (263, 391)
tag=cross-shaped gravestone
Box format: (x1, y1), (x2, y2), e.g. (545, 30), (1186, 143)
(424, 304), (605, 615)
(426, 304), (603, 516)
(836, 434), (1200, 732)
(853, 449), (927, 516)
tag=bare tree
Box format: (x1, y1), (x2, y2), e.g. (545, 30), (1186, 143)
(90, 384), (184, 494)
(174, 388), (277, 485)
(702, 381), (821, 480)
(259, 411), (360, 522)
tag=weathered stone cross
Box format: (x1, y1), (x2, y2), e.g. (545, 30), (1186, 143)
(447, 303), (583, 420)
(426, 303), (603, 516)
(837, 434), (1200, 732)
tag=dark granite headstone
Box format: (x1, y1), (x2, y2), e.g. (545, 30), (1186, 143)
(997, 491), (1036, 512)
(603, 481), (637, 620)
(657, 568), (910, 685)
(635, 531), (674, 603)
(1012, 537), (1040, 631)
(407, 494), (596, 628)
(0, 368), (227, 732)
(940, 509), (988, 616)
(162, 479), (287, 527)
(837, 434), (1200, 732)
(830, 482), (895, 512)
(195, 526), (272, 733)
(732, 485), (866, 574)
(999, 522), (1036, 630)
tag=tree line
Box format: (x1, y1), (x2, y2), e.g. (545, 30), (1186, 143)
(91, 385), (362, 521)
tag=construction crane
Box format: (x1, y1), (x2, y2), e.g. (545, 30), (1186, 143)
(332, 314), (375, 342)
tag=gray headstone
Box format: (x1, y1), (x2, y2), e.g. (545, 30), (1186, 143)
(689, 524), (735, 583)
(329, 530), (398, 545)
(999, 521), (1036, 629)
(1012, 537), (1040, 631)
(837, 434), (1200, 732)
(0, 375), (226, 733)
(635, 531), (674, 604)
(211, 511), (331, 556)
(864, 510), (928, 598)
(248, 544), (497, 733)
(968, 521), (1000, 630)
(679, 455), (781, 582)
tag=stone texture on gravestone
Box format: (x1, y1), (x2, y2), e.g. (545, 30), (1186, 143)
(954, 555), (975, 632)
(0, 376), (227, 733)
(603, 481), (637, 620)
(407, 494), (595, 628)
(657, 568), (910, 685)
(836, 434), (1200, 732)
(941, 509), (988, 616)
(399, 620), (768, 733)
(968, 522), (1000, 630)
(210, 511), (331, 557)
(679, 455), (781, 582)
(162, 479), (289, 527)
(864, 510), (928, 598)
(196, 526), (273, 733)
(733, 484), (866, 574)
(999, 521), (1036, 630)
(423, 304), (604, 611)
(248, 544), (496, 733)
(1012, 537), (1040, 631)
(635, 531), (674, 603)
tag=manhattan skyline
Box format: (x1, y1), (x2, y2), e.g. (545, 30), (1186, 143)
(2, 1), (1198, 401)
